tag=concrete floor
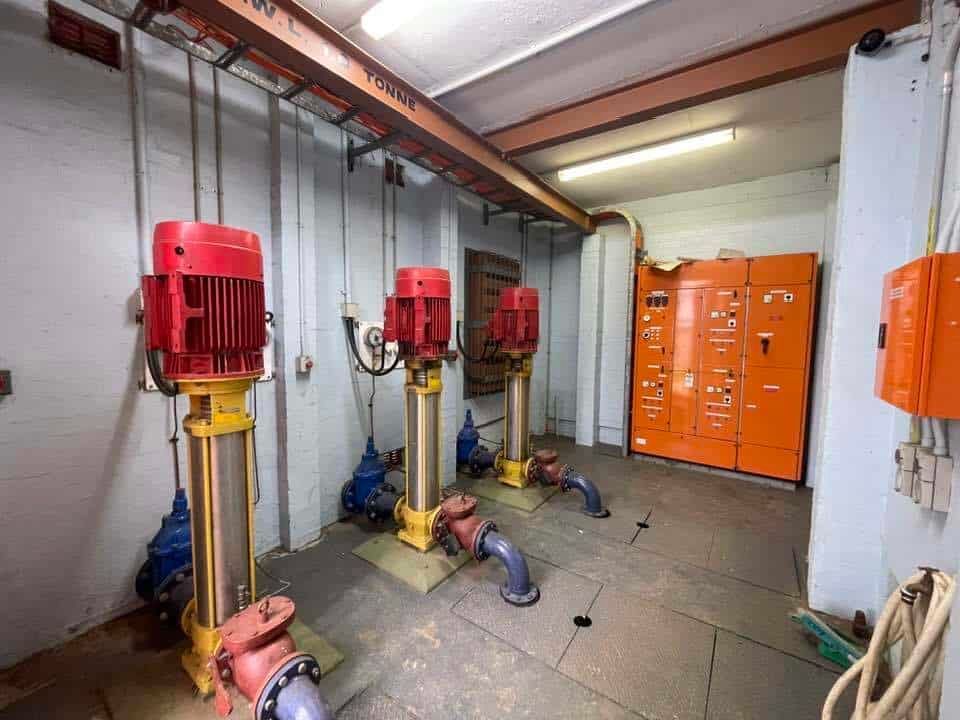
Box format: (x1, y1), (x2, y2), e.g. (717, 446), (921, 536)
(0, 437), (855, 719)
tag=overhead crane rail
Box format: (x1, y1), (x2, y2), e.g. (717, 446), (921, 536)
(82, 0), (594, 231)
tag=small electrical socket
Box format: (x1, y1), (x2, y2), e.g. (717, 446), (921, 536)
(295, 354), (314, 374)
(340, 302), (360, 319)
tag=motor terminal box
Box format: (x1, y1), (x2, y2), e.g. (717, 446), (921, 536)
(874, 252), (960, 419)
(631, 252), (818, 482)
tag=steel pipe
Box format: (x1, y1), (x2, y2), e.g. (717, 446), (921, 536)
(477, 530), (540, 606)
(534, 449), (610, 519)
(563, 470), (611, 518)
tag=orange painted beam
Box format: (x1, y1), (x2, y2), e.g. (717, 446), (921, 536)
(487, 0), (919, 157)
(175, 0), (593, 231)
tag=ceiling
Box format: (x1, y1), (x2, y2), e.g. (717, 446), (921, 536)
(304, 0), (869, 132)
(301, 0), (849, 207)
(527, 70), (844, 207)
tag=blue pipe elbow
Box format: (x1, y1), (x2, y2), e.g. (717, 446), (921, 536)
(477, 529), (540, 606)
(563, 470), (610, 518)
(271, 675), (333, 720)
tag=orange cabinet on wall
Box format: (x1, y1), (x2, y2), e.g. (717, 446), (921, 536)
(630, 253), (818, 483)
(875, 252), (960, 419)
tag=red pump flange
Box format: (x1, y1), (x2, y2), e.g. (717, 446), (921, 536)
(212, 596), (326, 720)
(490, 287), (539, 353)
(383, 266), (451, 360)
(142, 221), (266, 380)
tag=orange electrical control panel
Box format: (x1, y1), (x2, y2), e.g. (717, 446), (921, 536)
(875, 252), (960, 419)
(631, 253), (818, 482)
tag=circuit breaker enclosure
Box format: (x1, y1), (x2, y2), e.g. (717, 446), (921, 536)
(631, 253), (818, 482)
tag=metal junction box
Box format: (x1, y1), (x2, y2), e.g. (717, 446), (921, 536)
(631, 253), (818, 482)
(875, 252), (960, 419)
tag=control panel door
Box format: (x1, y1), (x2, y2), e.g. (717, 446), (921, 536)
(672, 288), (703, 369)
(669, 370), (698, 434)
(740, 367), (806, 450)
(698, 368), (740, 442)
(745, 285), (813, 369)
(700, 286), (745, 366)
(635, 289), (676, 368)
(632, 362), (671, 431)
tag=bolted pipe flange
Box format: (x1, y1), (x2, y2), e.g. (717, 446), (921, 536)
(341, 478), (360, 515)
(364, 482), (400, 523)
(561, 466), (611, 518)
(430, 509), (461, 556)
(524, 458), (542, 485)
(254, 653), (322, 720)
(500, 581), (541, 606)
(472, 519), (498, 561)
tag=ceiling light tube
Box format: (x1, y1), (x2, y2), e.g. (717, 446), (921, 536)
(361, 0), (429, 40)
(557, 127), (736, 182)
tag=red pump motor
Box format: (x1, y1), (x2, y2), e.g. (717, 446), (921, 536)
(141, 221), (266, 380)
(490, 287), (539, 354)
(383, 266), (451, 360)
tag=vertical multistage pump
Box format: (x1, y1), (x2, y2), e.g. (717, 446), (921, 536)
(142, 222), (331, 717)
(490, 287), (540, 488)
(383, 268), (540, 604)
(463, 287), (609, 518)
(384, 266), (450, 552)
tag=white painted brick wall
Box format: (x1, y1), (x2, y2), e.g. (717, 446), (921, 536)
(544, 231), (581, 439)
(809, 14), (960, 716)
(576, 234), (602, 446)
(455, 195), (525, 442)
(0, 0), (500, 668)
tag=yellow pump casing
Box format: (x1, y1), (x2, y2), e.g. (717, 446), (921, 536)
(178, 377), (257, 694)
(397, 362), (444, 552)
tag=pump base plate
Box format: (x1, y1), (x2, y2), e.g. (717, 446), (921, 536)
(455, 473), (558, 512)
(352, 533), (472, 594)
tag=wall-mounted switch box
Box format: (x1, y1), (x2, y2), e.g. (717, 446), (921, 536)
(875, 252), (960, 418)
(0, 369), (11, 395)
(933, 455), (953, 513)
(916, 449), (937, 508)
(295, 354), (314, 374)
(895, 442), (919, 496)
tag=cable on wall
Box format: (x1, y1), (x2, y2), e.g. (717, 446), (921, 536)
(295, 108), (306, 357)
(213, 65), (224, 224)
(392, 151), (399, 289)
(187, 53), (201, 222)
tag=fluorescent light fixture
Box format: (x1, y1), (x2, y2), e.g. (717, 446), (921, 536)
(557, 127), (736, 182)
(361, 0), (429, 39)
